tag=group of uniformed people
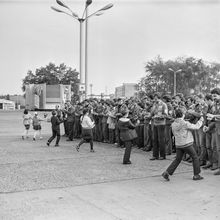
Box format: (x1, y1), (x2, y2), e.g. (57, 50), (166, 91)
(43, 87), (220, 177)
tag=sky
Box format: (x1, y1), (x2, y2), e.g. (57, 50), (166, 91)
(0, 0), (220, 95)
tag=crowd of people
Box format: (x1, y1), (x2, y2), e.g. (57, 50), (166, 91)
(22, 87), (220, 180)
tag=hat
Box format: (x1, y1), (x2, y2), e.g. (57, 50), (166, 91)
(34, 112), (38, 115)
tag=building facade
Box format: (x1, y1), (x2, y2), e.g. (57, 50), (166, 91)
(25, 84), (71, 110)
(0, 99), (15, 110)
(9, 95), (25, 108)
(115, 83), (137, 99)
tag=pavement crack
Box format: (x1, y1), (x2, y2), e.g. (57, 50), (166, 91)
(0, 170), (191, 195)
(65, 190), (123, 220)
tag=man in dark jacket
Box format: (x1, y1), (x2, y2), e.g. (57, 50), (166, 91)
(64, 102), (75, 141)
(118, 109), (138, 164)
(47, 110), (63, 147)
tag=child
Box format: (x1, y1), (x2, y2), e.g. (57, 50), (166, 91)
(32, 112), (44, 141)
(75, 108), (95, 152)
(22, 109), (32, 139)
(47, 110), (63, 147)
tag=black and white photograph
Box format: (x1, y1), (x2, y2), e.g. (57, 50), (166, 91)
(0, 0), (220, 219)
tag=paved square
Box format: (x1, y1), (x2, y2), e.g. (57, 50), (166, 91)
(0, 111), (219, 219)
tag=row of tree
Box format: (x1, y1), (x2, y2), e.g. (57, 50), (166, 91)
(22, 56), (220, 102)
(137, 56), (220, 98)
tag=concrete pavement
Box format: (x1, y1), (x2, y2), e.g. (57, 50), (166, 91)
(0, 111), (219, 220)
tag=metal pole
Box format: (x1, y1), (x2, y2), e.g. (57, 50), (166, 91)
(174, 71), (176, 96)
(79, 19), (83, 84)
(90, 83), (93, 97)
(85, 9), (88, 99)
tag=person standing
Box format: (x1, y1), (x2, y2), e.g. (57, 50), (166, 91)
(32, 112), (44, 141)
(22, 109), (32, 139)
(202, 94), (217, 170)
(47, 110), (63, 147)
(203, 88), (220, 175)
(150, 92), (168, 160)
(75, 108), (95, 152)
(162, 108), (204, 181)
(118, 109), (138, 164)
(64, 102), (75, 141)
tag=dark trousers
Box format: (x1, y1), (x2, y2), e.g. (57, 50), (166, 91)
(136, 124), (144, 148)
(109, 129), (115, 144)
(167, 145), (200, 176)
(78, 139), (93, 150)
(63, 120), (68, 135)
(153, 124), (166, 158)
(73, 116), (81, 138)
(97, 117), (103, 142)
(48, 129), (60, 145)
(206, 132), (218, 165)
(165, 124), (172, 155)
(144, 123), (152, 150)
(102, 122), (109, 142)
(67, 121), (74, 140)
(123, 140), (132, 163)
(115, 122), (123, 147)
(214, 131), (220, 168)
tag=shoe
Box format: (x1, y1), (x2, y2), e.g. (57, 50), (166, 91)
(55, 144), (59, 147)
(33, 138), (36, 141)
(46, 142), (50, 146)
(202, 163), (212, 169)
(22, 136), (24, 140)
(214, 169), (220, 175)
(150, 157), (158, 161)
(193, 175), (204, 180)
(90, 149), (95, 153)
(66, 139), (73, 141)
(75, 145), (80, 152)
(159, 157), (166, 160)
(211, 165), (218, 171)
(162, 171), (170, 181)
(123, 161), (131, 165)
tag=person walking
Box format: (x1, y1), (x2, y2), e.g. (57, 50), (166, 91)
(117, 109), (138, 165)
(32, 112), (44, 141)
(75, 108), (95, 152)
(47, 110), (63, 147)
(162, 108), (204, 181)
(22, 109), (32, 139)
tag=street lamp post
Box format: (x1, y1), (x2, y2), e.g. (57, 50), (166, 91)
(89, 83), (93, 98)
(168, 68), (182, 96)
(51, 0), (113, 101)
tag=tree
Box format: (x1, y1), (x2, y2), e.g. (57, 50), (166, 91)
(22, 62), (80, 102)
(138, 56), (220, 97)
